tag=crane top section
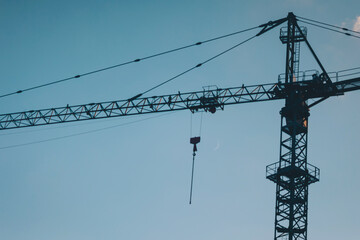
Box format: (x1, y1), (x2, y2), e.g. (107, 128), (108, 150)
(279, 26), (307, 44)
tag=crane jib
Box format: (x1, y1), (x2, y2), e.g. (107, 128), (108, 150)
(1, 77), (360, 130)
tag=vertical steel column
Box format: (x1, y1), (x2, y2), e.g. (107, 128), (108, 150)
(277, 13), (309, 240)
(274, 91), (311, 240)
(284, 12), (301, 83)
(266, 12), (319, 240)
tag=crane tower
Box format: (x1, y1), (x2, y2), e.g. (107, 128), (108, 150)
(266, 13), (319, 240)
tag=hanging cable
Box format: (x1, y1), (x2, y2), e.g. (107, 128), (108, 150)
(297, 16), (360, 35)
(0, 112), (173, 150)
(188, 110), (204, 205)
(189, 136), (200, 204)
(190, 112), (193, 137)
(199, 111), (203, 136)
(0, 25), (260, 100)
(189, 149), (196, 205)
(140, 34), (257, 97)
(297, 19), (360, 39)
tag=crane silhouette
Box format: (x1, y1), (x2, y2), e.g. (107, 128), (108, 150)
(1, 12), (359, 240)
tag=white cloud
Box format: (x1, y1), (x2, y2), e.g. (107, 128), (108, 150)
(353, 16), (360, 32)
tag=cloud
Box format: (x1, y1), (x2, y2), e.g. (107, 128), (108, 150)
(353, 16), (360, 32)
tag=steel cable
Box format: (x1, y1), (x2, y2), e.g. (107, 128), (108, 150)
(297, 16), (360, 35)
(0, 25), (260, 99)
(297, 19), (360, 39)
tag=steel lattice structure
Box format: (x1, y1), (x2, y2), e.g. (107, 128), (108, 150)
(0, 83), (280, 130)
(1, 12), (360, 240)
(268, 13), (315, 240)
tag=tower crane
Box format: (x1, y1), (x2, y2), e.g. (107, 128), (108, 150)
(1, 13), (360, 240)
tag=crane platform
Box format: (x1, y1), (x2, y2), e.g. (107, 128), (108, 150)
(266, 162), (320, 187)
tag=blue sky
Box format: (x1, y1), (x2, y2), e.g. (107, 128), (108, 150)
(0, 1), (360, 239)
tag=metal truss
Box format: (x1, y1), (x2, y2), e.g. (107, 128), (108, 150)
(267, 101), (319, 240)
(0, 83), (280, 130)
(1, 76), (359, 131)
(280, 16), (307, 83)
(268, 12), (316, 240)
(334, 77), (360, 93)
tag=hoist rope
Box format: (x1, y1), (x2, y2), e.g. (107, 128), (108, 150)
(189, 152), (196, 205)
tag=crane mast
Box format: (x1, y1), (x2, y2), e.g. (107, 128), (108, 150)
(267, 13), (316, 240)
(1, 12), (360, 240)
